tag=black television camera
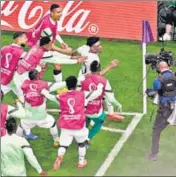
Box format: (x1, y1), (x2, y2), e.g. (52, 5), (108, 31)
(145, 48), (175, 70)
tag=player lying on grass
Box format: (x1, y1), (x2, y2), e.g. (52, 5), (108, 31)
(26, 3), (73, 82)
(80, 60), (124, 143)
(1, 117), (47, 176)
(41, 76), (104, 169)
(16, 69), (67, 147)
(1, 32), (27, 101)
(13, 36), (85, 103)
(76, 37), (124, 121)
(1, 90), (25, 137)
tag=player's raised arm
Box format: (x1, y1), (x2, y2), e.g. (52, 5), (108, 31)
(48, 81), (66, 92)
(100, 59), (119, 76)
(41, 89), (58, 104)
(8, 101), (25, 119)
(56, 34), (69, 49)
(51, 43), (73, 55)
(84, 83), (104, 106)
(1, 90), (25, 119)
(42, 53), (87, 65)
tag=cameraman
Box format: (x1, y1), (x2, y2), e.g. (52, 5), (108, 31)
(147, 61), (176, 161)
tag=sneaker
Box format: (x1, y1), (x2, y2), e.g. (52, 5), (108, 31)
(24, 133), (38, 140)
(77, 159), (87, 168)
(146, 153), (158, 161)
(53, 156), (63, 170)
(163, 33), (171, 41)
(53, 141), (59, 148)
(107, 113), (125, 121)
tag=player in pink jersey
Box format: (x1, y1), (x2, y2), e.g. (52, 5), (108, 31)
(80, 60), (124, 144)
(1, 91), (25, 137)
(26, 4), (74, 83)
(1, 32), (27, 99)
(13, 36), (52, 103)
(17, 69), (67, 147)
(41, 76), (104, 169)
(14, 36), (84, 103)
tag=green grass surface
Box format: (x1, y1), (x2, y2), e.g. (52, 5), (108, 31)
(2, 31), (176, 176)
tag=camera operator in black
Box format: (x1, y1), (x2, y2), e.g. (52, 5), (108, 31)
(147, 61), (176, 161)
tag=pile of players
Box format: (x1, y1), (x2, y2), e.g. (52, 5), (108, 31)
(1, 4), (124, 176)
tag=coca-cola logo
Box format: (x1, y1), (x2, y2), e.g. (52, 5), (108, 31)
(1, 1), (99, 34)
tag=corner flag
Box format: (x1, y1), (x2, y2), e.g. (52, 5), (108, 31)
(142, 20), (154, 114)
(142, 20), (154, 44)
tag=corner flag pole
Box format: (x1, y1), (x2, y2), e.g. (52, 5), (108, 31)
(142, 20), (154, 114)
(142, 41), (147, 114)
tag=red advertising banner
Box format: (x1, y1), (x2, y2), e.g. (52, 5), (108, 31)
(1, 1), (158, 41)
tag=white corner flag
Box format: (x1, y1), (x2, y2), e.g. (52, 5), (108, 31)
(142, 20), (154, 114)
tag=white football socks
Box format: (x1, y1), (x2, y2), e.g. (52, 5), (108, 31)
(78, 146), (86, 165)
(50, 125), (59, 142)
(53, 72), (63, 82)
(58, 147), (66, 157)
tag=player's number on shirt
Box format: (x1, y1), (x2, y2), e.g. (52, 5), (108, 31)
(67, 98), (75, 114)
(4, 53), (13, 69)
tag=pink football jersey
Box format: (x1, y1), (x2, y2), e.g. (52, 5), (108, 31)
(1, 45), (24, 85)
(21, 79), (48, 107)
(17, 45), (45, 75)
(1, 104), (8, 137)
(81, 74), (107, 115)
(27, 14), (57, 47)
(58, 90), (86, 130)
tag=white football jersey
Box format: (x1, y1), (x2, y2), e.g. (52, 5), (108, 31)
(77, 45), (100, 76)
(1, 134), (31, 176)
(1, 134), (42, 176)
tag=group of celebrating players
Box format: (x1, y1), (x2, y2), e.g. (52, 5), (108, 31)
(1, 4), (124, 176)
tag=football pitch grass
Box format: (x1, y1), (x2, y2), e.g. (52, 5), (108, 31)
(2, 31), (176, 176)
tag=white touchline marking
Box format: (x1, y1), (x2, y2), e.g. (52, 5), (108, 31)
(94, 113), (144, 176)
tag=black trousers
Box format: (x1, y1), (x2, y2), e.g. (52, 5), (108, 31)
(166, 8), (176, 25)
(151, 103), (172, 155)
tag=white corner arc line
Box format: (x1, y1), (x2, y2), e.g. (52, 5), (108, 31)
(94, 113), (144, 176)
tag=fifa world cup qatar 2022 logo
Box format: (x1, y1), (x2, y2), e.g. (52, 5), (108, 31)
(1, 1), (99, 35)
(29, 84), (38, 92)
(4, 53), (13, 69)
(67, 98), (76, 114)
